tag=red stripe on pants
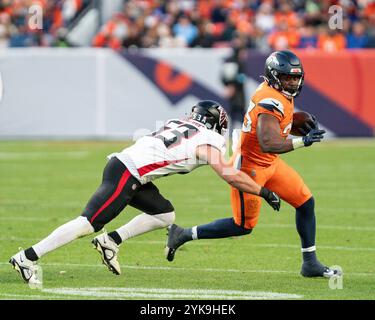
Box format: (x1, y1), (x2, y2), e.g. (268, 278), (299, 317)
(90, 170), (131, 223)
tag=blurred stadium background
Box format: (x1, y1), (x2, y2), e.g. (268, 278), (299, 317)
(1, 0), (375, 301)
(0, 0), (374, 138)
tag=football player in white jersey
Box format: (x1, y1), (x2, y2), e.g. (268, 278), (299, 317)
(9, 100), (280, 286)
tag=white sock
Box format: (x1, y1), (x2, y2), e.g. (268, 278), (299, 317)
(116, 212), (175, 242)
(32, 216), (94, 258)
(191, 226), (198, 240)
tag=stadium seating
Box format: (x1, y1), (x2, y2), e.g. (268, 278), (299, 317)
(1, 0), (374, 50)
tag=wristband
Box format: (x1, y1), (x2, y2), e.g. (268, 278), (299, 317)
(292, 137), (304, 150)
(259, 186), (268, 198)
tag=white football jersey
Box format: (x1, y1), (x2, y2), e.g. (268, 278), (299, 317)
(108, 119), (226, 184)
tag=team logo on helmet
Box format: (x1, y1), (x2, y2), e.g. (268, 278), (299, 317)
(218, 106), (228, 128)
(267, 54), (280, 66)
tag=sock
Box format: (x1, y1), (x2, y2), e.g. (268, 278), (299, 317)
(174, 227), (195, 244)
(31, 216), (94, 259)
(303, 251), (317, 263)
(196, 218), (252, 239)
(108, 231), (122, 246)
(24, 247), (39, 262)
(295, 197), (317, 263)
(115, 212), (175, 243)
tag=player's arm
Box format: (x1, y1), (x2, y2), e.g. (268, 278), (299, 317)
(195, 145), (280, 211)
(257, 113), (294, 154)
(257, 113), (326, 154)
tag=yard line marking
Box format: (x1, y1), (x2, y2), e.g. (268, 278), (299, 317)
(42, 287), (303, 300)
(0, 293), (78, 300)
(2, 236), (375, 252)
(1, 261), (373, 277)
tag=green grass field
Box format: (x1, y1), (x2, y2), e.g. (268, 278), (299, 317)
(1, 139), (375, 300)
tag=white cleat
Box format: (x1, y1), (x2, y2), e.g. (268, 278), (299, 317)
(9, 249), (42, 288)
(92, 231), (121, 275)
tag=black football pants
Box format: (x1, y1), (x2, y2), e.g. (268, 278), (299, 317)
(81, 157), (174, 232)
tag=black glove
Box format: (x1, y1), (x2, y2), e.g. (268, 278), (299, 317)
(260, 187), (281, 211)
(298, 114), (319, 136)
(302, 128), (326, 147)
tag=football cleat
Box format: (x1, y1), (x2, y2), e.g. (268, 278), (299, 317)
(301, 261), (343, 278)
(165, 224), (186, 262)
(92, 231), (121, 275)
(9, 249), (42, 288)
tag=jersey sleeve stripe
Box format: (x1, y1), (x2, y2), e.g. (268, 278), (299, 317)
(258, 103), (284, 115)
(258, 98), (284, 115)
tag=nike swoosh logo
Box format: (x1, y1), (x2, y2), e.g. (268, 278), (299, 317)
(271, 101), (279, 107)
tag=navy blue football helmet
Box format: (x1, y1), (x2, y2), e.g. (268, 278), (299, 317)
(264, 50), (304, 97)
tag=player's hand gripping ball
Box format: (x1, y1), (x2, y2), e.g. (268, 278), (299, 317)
(290, 111), (318, 136)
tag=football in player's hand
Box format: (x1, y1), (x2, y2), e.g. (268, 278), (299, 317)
(290, 111), (318, 136)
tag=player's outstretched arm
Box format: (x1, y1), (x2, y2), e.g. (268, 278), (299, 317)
(257, 114), (325, 154)
(196, 145), (280, 211)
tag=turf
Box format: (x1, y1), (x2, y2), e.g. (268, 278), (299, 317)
(0, 139), (374, 300)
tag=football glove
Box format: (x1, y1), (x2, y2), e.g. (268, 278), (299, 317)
(302, 129), (326, 147)
(260, 187), (281, 211)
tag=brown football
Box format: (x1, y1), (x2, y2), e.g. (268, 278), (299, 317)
(290, 111), (314, 136)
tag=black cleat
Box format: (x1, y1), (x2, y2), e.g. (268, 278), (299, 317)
(165, 224), (187, 262)
(301, 261), (343, 278)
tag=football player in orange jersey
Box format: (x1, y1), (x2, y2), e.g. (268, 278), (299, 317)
(166, 50), (341, 278)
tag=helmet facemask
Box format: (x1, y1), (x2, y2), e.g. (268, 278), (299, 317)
(270, 70), (304, 98)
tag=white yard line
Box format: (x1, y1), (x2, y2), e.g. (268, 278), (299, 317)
(42, 287), (303, 300)
(5, 237), (375, 252)
(1, 236), (375, 252)
(0, 261), (372, 277)
(0, 293), (77, 300)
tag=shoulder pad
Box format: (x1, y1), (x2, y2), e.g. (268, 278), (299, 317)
(258, 98), (284, 115)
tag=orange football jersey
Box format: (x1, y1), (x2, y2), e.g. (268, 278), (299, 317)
(239, 82), (294, 167)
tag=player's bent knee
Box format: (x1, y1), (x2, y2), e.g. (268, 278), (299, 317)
(153, 211), (175, 227)
(233, 219), (253, 236)
(80, 213), (105, 232)
(242, 227), (253, 235)
(162, 200), (174, 213)
(297, 196), (315, 211)
(238, 225), (252, 236)
(235, 218), (257, 231)
(72, 216), (95, 235)
(90, 221), (104, 233)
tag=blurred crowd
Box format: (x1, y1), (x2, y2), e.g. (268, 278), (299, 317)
(0, 0), (89, 47)
(1, 0), (375, 51)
